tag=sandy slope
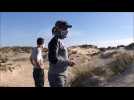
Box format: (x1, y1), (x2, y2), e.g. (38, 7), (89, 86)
(103, 62), (134, 87)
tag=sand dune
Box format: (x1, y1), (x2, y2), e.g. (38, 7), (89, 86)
(0, 43), (134, 87)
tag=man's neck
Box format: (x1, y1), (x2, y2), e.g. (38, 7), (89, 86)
(37, 46), (42, 49)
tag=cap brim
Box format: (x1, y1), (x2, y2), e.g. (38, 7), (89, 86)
(67, 25), (72, 28)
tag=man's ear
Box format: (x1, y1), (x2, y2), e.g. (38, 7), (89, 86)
(55, 26), (61, 31)
(52, 27), (58, 35)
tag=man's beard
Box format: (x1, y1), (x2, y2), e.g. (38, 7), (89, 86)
(55, 30), (68, 39)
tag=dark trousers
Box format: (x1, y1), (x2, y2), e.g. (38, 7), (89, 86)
(33, 68), (44, 87)
(48, 73), (67, 87)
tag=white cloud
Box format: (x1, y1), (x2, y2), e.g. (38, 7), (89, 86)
(94, 38), (133, 48)
(64, 37), (133, 48)
(65, 29), (133, 48)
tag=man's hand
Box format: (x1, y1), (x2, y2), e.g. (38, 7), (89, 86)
(37, 60), (44, 69)
(68, 60), (76, 67)
(30, 56), (37, 66)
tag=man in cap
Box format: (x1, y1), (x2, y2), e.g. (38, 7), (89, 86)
(48, 20), (75, 87)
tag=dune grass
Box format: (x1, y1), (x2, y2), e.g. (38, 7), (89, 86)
(69, 51), (134, 87)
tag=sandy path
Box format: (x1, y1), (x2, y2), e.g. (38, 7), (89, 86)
(0, 61), (49, 87)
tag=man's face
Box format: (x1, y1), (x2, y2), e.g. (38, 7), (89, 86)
(56, 26), (69, 39)
(57, 25), (68, 31)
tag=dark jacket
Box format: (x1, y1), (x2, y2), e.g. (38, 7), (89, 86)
(48, 36), (69, 75)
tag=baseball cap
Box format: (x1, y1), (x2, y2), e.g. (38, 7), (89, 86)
(55, 20), (72, 28)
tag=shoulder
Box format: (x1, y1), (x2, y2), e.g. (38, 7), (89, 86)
(32, 47), (36, 49)
(48, 36), (59, 48)
(32, 47), (40, 55)
(32, 47), (36, 52)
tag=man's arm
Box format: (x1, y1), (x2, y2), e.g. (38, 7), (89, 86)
(30, 55), (37, 66)
(30, 55), (33, 65)
(48, 37), (58, 64)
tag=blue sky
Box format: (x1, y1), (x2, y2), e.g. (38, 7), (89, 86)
(0, 12), (133, 47)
